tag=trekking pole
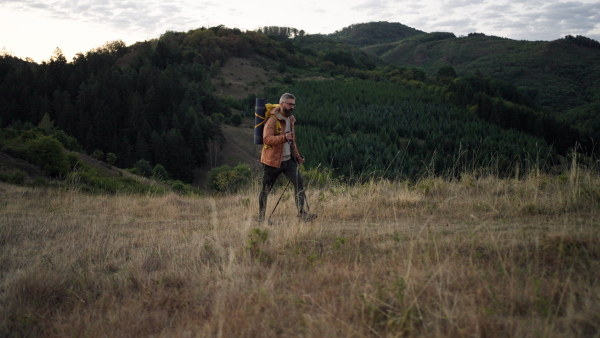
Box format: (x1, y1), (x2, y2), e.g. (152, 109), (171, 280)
(268, 180), (291, 221)
(289, 130), (311, 213)
(267, 132), (295, 221)
(303, 189), (310, 212)
(296, 155), (311, 212)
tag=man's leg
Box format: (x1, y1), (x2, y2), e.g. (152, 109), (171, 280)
(258, 164), (281, 221)
(281, 160), (306, 214)
(282, 160), (316, 221)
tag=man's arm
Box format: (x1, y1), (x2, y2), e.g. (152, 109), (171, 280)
(262, 115), (286, 146)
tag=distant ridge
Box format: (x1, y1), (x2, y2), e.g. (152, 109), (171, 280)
(327, 21), (425, 47)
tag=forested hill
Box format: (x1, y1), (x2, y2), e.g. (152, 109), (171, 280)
(0, 23), (596, 185)
(326, 21), (425, 47)
(340, 24), (600, 123)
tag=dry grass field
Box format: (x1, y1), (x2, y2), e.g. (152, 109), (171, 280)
(1, 167), (599, 337)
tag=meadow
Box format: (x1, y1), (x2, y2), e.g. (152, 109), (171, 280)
(1, 166), (599, 337)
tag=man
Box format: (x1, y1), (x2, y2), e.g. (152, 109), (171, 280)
(259, 93), (317, 223)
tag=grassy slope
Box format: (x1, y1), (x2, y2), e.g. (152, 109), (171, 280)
(194, 119), (263, 188)
(1, 169), (599, 336)
(210, 56), (281, 100)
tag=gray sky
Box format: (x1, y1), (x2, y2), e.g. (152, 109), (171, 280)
(1, 0), (599, 63)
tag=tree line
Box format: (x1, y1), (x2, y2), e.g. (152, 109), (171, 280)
(0, 25), (589, 184)
(258, 79), (558, 180)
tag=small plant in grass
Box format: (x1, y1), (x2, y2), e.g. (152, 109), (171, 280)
(302, 164), (337, 188)
(247, 228), (272, 264)
(333, 237), (347, 250)
(360, 281), (420, 335)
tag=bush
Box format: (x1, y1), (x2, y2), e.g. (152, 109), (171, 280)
(134, 160), (153, 177)
(52, 130), (83, 152)
(171, 180), (187, 194)
(170, 180), (202, 195)
(207, 164), (252, 192)
(106, 153), (117, 166)
(302, 165), (337, 188)
(230, 114), (242, 126)
(152, 164), (170, 181)
(24, 136), (70, 177)
(67, 153), (83, 170)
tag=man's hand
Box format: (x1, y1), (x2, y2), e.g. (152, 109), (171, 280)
(285, 131), (293, 142)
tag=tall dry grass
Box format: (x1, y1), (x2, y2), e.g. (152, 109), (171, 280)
(1, 167), (599, 337)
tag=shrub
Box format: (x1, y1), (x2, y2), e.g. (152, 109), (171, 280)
(106, 153), (117, 166)
(207, 164), (252, 192)
(52, 130), (83, 152)
(171, 180), (187, 194)
(66, 153), (83, 170)
(24, 136), (70, 177)
(134, 160), (153, 177)
(170, 180), (202, 195)
(230, 114), (242, 126)
(302, 165), (337, 188)
(152, 164), (170, 181)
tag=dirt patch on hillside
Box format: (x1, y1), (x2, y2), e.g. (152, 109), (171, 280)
(211, 56), (334, 100)
(194, 117), (263, 188)
(219, 120), (263, 171)
(212, 56), (280, 99)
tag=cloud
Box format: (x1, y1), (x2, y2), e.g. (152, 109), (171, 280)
(2, 0), (599, 62)
(4, 0), (599, 40)
(439, 0), (486, 12)
(490, 1), (600, 40)
(352, 0), (392, 16)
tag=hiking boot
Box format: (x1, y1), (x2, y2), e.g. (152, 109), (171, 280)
(257, 216), (273, 225)
(298, 212), (317, 222)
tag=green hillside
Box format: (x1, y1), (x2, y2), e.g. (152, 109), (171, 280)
(260, 79), (557, 180)
(357, 30), (600, 122)
(0, 23), (596, 189)
(327, 21), (425, 47)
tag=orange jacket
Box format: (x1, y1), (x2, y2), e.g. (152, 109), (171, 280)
(260, 107), (301, 168)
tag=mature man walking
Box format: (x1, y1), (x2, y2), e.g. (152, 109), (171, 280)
(258, 93), (316, 223)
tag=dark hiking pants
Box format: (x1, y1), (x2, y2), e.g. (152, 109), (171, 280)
(259, 159), (306, 220)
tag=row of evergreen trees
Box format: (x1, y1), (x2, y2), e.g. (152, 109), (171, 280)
(0, 26), (329, 183)
(260, 80), (558, 180)
(0, 39), (230, 182)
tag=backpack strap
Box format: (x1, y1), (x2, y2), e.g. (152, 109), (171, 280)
(262, 114), (283, 149)
(260, 104), (283, 149)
